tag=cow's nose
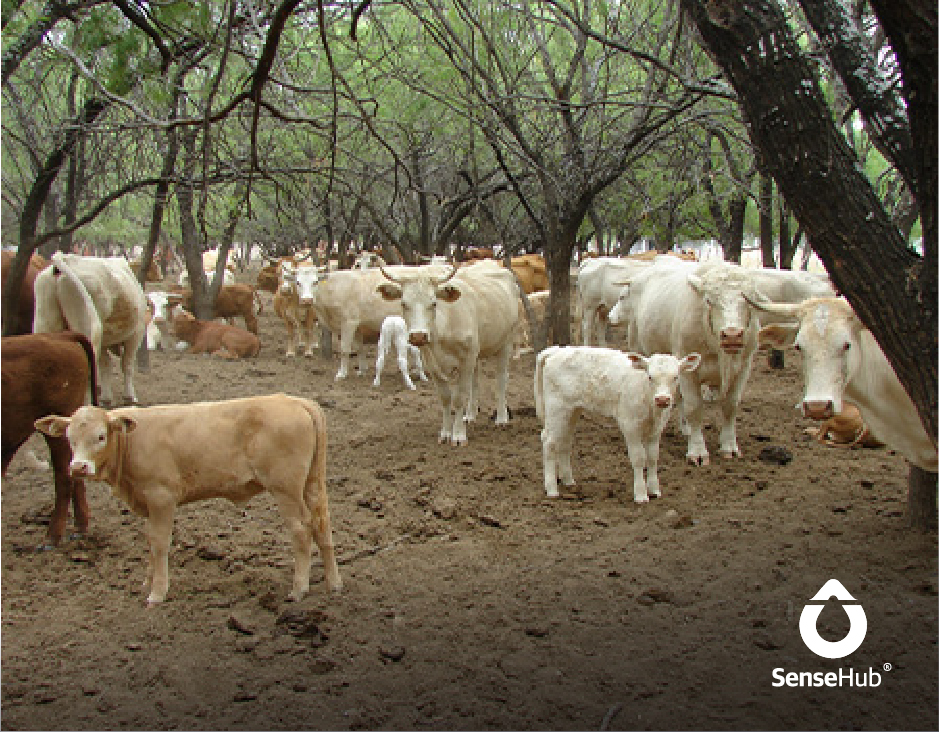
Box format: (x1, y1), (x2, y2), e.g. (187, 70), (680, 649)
(803, 400), (834, 420)
(69, 461), (92, 478)
(654, 395), (671, 408)
(409, 332), (429, 347)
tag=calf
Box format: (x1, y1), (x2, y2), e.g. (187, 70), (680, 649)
(174, 283), (261, 335)
(373, 315), (427, 390)
(35, 394), (342, 606)
(145, 291), (184, 350)
(2, 332), (97, 547)
(806, 402), (884, 449)
(172, 309), (260, 358)
(535, 346), (700, 503)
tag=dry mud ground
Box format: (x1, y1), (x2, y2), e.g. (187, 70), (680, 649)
(2, 277), (937, 731)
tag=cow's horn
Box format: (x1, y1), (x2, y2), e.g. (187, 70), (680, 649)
(743, 293), (797, 316)
(433, 263), (460, 286)
(378, 261), (403, 284)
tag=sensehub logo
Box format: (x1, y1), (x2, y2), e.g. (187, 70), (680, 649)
(772, 579), (889, 688)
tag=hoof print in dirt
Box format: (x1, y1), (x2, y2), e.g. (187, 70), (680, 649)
(752, 631), (786, 651)
(758, 446), (793, 466)
(379, 645), (405, 662)
(277, 608), (328, 646)
(196, 545), (227, 561)
(227, 614), (256, 635)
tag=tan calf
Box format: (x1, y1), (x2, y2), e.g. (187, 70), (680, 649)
(172, 309), (260, 358)
(173, 283), (261, 334)
(805, 402), (884, 449)
(35, 394), (342, 606)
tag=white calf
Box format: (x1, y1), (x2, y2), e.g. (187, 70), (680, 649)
(373, 316), (427, 390)
(535, 346), (701, 503)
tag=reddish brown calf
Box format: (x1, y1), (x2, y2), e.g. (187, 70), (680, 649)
(1, 331), (97, 547)
(172, 309), (261, 358)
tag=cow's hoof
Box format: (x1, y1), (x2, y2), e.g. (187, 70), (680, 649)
(686, 454), (709, 467)
(545, 488), (560, 499)
(145, 596), (165, 608)
(634, 496), (650, 504)
(719, 449), (741, 459)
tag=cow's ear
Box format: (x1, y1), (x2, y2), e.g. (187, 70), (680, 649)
(626, 352), (649, 371)
(167, 293), (184, 305)
(437, 284), (461, 303)
(376, 283), (402, 301)
(680, 352), (702, 372)
(110, 415), (138, 434)
(759, 323), (798, 348)
(35, 415), (69, 437)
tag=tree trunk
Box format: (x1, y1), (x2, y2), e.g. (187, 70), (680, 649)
(545, 238), (575, 346)
(176, 126), (213, 320)
(758, 171), (775, 267)
(907, 466), (938, 530)
(683, 0), (936, 444)
(778, 199), (796, 270)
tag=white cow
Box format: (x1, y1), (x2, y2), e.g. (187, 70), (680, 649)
(535, 346), (701, 502)
(178, 250), (236, 288)
(33, 253), (148, 405)
(376, 260), (519, 445)
(751, 296), (938, 472)
(274, 260), (322, 357)
(373, 315), (428, 390)
(610, 259), (770, 465)
(145, 291), (184, 350)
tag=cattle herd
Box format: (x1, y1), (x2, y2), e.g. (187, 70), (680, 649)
(1, 246), (936, 610)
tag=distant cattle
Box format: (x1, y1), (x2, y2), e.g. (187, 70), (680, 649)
(805, 402), (884, 449)
(752, 296), (937, 472)
(256, 262), (280, 294)
(145, 291), (184, 350)
(575, 256), (659, 346)
(515, 290), (551, 358)
(173, 283), (261, 335)
(129, 258), (163, 283)
(535, 346), (700, 502)
(373, 315), (427, 390)
(274, 260), (322, 357)
(377, 260), (519, 445)
(35, 394), (342, 605)
(2, 332), (97, 547)
(33, 253), (148, 405)
(457, 247), (494, 263)
(172, 309), (260, 359)
(508, 254), (548, 294)
(1, 251), (49, 335)
(178, 249), (236, 288)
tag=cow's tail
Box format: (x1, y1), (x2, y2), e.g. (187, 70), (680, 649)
(299, 397), (329, 521)
(47, 253), (102, 345)
(70, 332), (99, 407)
(534, 346), (560, 422)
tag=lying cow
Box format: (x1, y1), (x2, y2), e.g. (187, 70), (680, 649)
(751, 296), (937, 472)
(804, 402), (884, 449)
(535, 346), (701, 502)
(35, 394), (342, 605)
(172, 309), (260, 358)
(373, 315), (427, 390)
(33, 252), (148, 405)
(2, 332), (97, 547)
(173, 283), (261, 335)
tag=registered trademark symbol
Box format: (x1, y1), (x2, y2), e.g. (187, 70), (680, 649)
(883, 662), (893, 672)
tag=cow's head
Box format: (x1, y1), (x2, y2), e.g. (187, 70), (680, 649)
(687, 269), (761, 355)
(172, 308), (199, 342)
(147, 291), (184, 324)
(35, 406), (136, 479)
(748, 296), (861, 420)
(627, 352), (702, 409)
(377, 264), (461, 347)
(295, 265), (323, 305)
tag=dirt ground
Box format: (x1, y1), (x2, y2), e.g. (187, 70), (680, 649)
(2, 273), (937, 731)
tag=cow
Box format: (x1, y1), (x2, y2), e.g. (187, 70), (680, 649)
(804, 402), (884, 449)
(749, 296), (937, 472)
(534, 346), (701, 502)
(1, 250), (49, 335)
(171, 309), (260, 358)
(2, 332), (97, 547)
(515, 290), (550, 357)
(35, 394), (342, 605)
(575, 256), (659, 346)
(256, 262), (280, 294)
(273, 260), (322, 357)
(508, 254), (548, 294)
(145, 291), (184, 351)
(376, 260), (519, 445)
(129, 258), (163, 283)
(373, 315), (428, 390)
(172, 283), (260, 335)
(608, 259), (769, 465)
(178, 249), (236, 288)
(33, 252), (148, 406)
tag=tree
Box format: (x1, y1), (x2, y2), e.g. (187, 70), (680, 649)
(682, 0), (936, 527)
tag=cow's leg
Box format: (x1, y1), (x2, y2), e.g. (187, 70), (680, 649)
(396, 348), (416, 390)
(464, 364), (479, 422)
(284, 314), (298, 357)
(120, 334), (144, 404)
(410, 345), (428, 381)
(680, 372), (709, 466)
(645, 434), (663, 499)
(273, 493), (314, 602)
(143, 498), (176, 606)
(97, 346), (115, 405)
(450, 362), (476, 445)
(335, 321), (356, 379)
(373, 340), (386, 386)
(623, 431), (649, 503)
(303, 311), (318, 356)
(42, 435), (73, 548)
(303, 479), (342, 593)
(542, 403), (571, 497)
(581, 308), (592, 346)
(354, 333), (368, 377)
(558, 409), (579, 486)
(494, 341), (513, 425)
(436, 381), (455, 444)
(717, 366), (751, 458)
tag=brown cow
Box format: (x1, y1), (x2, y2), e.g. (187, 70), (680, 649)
(1, 251), (49, 335)
(172, 309), (260, 358)
(804, 402), (885, 449)
(35, 394), (342, 605)
(129, 258), (163, 283)
(507, 254), (548, 294)
(256, 262), (280, 293)
(2, 331), (97, 547)
(172, 283), (261, 334)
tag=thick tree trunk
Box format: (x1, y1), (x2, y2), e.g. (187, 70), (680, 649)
(907, 466), (938, 531)
(545, 240), (575, 346)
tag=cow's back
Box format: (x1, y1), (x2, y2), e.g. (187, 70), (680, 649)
(451, 263), (519, 356)
(630, 263), (705, 357)
(1, 251), (46, 335)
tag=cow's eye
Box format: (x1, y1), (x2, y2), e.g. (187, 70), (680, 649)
(793, 343), (801, 352)
(98, 434), (106, 442)
(843, 342), (851, 351)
